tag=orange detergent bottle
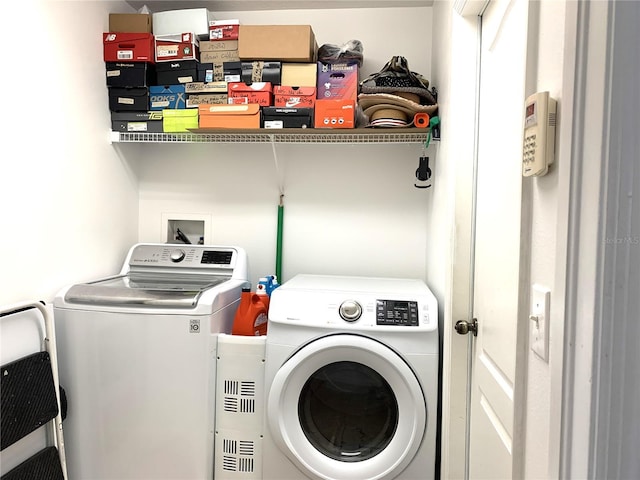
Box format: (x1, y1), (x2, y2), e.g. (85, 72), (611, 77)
(231, 287), (269, 336)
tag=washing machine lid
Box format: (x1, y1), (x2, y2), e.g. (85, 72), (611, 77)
(60, 244), (249, 309)
(63, 273), (229, 308)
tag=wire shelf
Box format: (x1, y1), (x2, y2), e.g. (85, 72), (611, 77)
(110, 128), (434, 145)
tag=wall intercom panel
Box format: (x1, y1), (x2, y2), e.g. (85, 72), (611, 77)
(523, 91), (557, 177)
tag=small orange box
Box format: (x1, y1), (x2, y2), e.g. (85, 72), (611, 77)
(198, 104), (261, 129)
(274, 86), (316, 108)
(228, 82), (273, 106)
(314, 99), (355, 129)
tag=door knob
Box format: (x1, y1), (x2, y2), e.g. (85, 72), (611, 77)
(455, 318), (478, 336)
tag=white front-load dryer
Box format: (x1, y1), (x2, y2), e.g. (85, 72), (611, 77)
(263, 274), (439, 480)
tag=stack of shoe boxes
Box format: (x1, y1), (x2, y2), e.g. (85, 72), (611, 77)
(105, 9), (360, 131)
(105, 13), (162, 133)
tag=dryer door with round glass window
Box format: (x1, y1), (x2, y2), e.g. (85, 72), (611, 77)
(267, 334), (427, 480)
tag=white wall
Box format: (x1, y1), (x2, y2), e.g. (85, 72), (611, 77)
(523, 1), (569, 478)
(0, 3), (439, 306)
(0, 0), (139, 306)
(134, 6), (438, 290)
(0, 2), (579, 478)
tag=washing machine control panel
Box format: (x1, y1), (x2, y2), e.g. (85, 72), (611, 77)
(128, 244), (237, 269)
(376, 299), (419, 326)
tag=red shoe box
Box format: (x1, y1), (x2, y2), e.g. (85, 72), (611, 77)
(103, 33), (155, 63)
(228, 82), (273, 106)
(209, 19), (240, 41)
(155, 32), (199, 62)
(274, 86), (316, 108)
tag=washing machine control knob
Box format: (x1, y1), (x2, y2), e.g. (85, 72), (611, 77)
(169, 249), (186, 263)
(339, 300), (362, 322)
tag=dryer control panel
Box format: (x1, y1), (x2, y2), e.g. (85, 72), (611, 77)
(267, 274), (438, 332)
(376, 300), (419, 326)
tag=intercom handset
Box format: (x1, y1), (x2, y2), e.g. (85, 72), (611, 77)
(523, 91), (557, 177)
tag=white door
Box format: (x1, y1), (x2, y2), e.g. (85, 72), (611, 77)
(457, 0), (529, 478)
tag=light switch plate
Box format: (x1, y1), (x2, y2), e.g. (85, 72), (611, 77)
(530, 284), (550, 362)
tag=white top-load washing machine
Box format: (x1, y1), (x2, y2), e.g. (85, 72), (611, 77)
(53, 243), (248, 480)
(263, 274), (439, 480)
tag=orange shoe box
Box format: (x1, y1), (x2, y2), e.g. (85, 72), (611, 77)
(274, 86), (316, 108)
(228, 82), (273, 106)
(198, 104), (261, 129)
(314, 99), (355, 128)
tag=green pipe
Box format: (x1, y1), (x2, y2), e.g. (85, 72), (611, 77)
(276, 195), (284, 280)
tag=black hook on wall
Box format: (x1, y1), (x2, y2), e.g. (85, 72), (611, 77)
(415, 156), (432, 189)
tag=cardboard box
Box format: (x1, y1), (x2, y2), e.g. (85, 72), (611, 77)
(109, 13), (152, 33)
(149, 85), (186, 110)
(156, 60), (198, 84)
(197, 63), (224, 82)
(200, 40), (238, 53)
(223, 62), (242, 82)
(241, 61), (281, 85)
(103, 33), (155, 63)
(238, 25), (317, 62)
(155, 32), (199, 62)
(152, 8), (213, 38)
(274, 86), (316, 108)
(105, 62), (156, 87)
(316, 62), (359, 101)
(200, 39), (239, 63)
(185, 82), (228, 106)
(262, 107), (313, 129)
(185, 81), (227, 94)
(209, 19), (240, 40)
(198, 104), (261, 129)
(163, 108), (198, 132)
(314, 99), (355, 128)
(111, 111), (163, 133)
(228, 82), (273, 106)
(108, 87), (149, 111)
(186, 93), (227, 108)
(281, 63), (317, 87)
(201, 49), (240, 63)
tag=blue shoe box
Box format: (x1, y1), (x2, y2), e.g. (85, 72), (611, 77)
(149, 85), (186, 110)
